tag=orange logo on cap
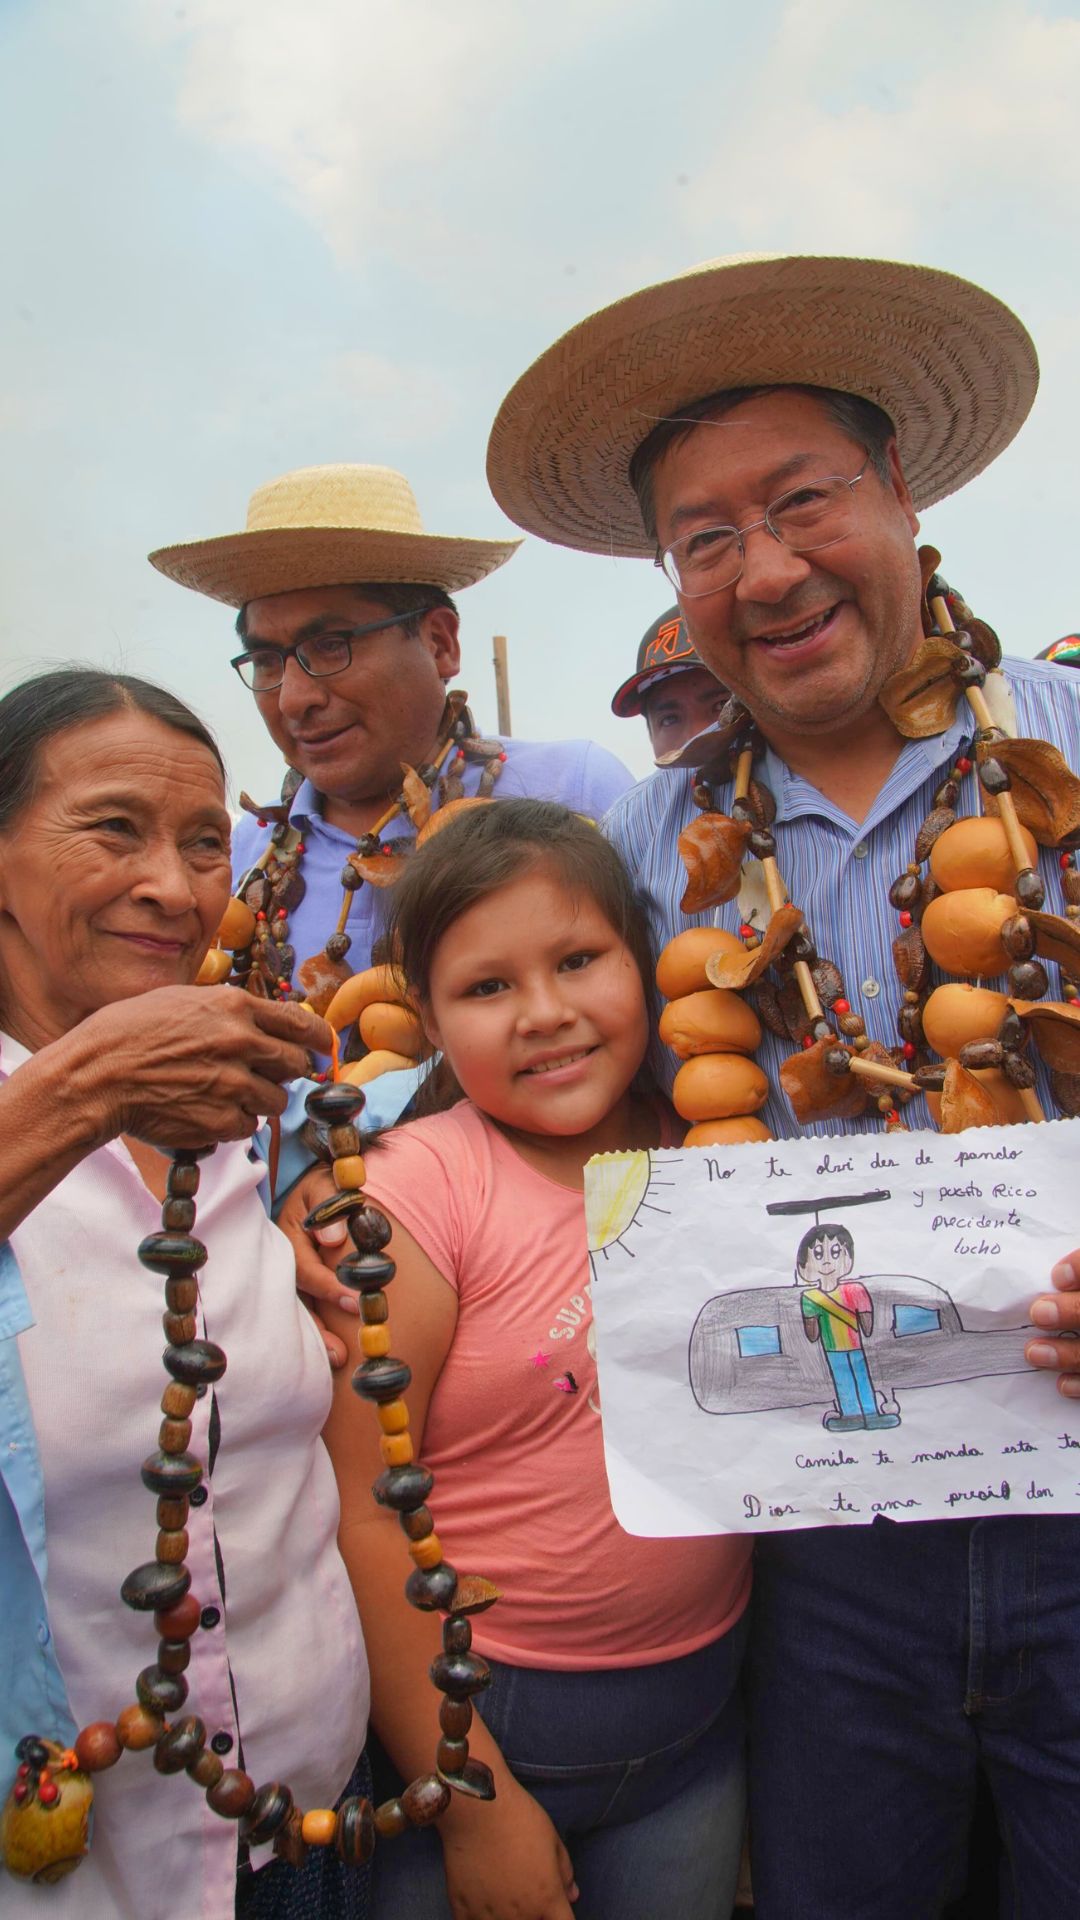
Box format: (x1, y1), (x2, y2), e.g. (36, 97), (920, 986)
(643, 619), (692, 671)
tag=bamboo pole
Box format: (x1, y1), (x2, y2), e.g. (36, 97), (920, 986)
(492, 636), (512, 736)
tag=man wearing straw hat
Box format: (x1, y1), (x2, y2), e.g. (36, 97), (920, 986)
(487, 255), (1080, 1916)
(149, 463), (632, 985)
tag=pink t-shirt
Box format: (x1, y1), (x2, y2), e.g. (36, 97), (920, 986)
(364, 1103), (751, 1671)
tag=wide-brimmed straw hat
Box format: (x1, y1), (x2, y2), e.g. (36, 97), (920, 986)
(611, 606), (708, 717)
(486, 253), (1039, 558)
(148, 464), (522, 606)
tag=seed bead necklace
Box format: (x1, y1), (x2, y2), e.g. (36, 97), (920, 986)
(1, 1075), (498, 1887)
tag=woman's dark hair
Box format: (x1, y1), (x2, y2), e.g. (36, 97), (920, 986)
(384, 798), (656, 1118)
(0, 668), (225, 832)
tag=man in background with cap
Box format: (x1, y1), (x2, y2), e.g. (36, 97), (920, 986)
(150, 462), (633, 983)
(612, 605), (729, 760)
(488, 254), (1080, 1915)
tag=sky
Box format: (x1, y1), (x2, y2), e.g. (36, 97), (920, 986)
(1, 0), (1079, 795)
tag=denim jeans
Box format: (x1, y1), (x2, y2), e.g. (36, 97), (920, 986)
(746, 1515), (1080, 1919)
(370, 1617), (748, 1919)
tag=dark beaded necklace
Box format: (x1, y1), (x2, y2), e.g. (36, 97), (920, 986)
(666, 559), (1080, 1134)
(2, 1079), (498, 1887)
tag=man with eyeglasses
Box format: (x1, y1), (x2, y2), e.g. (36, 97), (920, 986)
(487, 256), (1080, 1917)
(149, 463), (633, 982)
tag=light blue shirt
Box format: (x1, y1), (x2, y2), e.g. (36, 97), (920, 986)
(0, 1241), (77, 1801)
(604, 658), (1080, 1136)
(231, 733), (634, 978)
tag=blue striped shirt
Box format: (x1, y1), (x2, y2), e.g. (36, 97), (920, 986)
(604, 657), (1080, 1139)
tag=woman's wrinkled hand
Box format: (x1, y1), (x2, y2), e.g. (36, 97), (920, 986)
(73, 986), (332, 1149)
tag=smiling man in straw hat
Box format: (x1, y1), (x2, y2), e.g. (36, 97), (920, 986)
(488, 254), (1080, 1916)
(150, 463), (632, 991)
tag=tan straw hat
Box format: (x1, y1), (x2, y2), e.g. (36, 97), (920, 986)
(486, 253), (1039, 558)
(148, 463), (522, 606)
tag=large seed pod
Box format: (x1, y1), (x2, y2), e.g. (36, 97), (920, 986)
(978, 738), (1080, 846)
(1025, 910), (1080, 974)
(677, 813), (752, 912)
(914, 808), (957, 862)
(752, 979), (791, 1041)
(1051, 1068), (1080, 1117)
(938, 1061), (1000, 1133)
(892, 924), (929, 994)
(778, 974), (814, 1044)
(878, 636), (966, 738)
(705, 905), (803, 991)
(1019, 1000), (1080, 1073)
(779, 1037), (870, 1125)
(810, 959), (844, 1009)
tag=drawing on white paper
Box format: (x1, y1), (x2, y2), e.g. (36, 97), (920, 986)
(689, 1186), (1032, 1426)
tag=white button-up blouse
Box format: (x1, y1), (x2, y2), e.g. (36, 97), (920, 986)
(3, 1034), (369, 1919)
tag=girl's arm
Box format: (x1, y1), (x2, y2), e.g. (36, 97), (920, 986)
(321, 1215), (578, 1920)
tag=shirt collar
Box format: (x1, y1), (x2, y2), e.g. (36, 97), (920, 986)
(762, 695), (975, 833)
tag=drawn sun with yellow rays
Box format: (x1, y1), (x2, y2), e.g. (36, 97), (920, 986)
(585, 1151), (681, 1266)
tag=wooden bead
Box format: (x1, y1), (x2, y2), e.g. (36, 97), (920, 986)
(439, 1697), (472, 1739)
(116, 1704), (164, 1751)
(163, 1311), (197, 1345)
(167, 1163), (201, 1197)
(156, 1493), (190, 1528)
(164, 1278), (199, 1313)
(437, 1736), (468, 1775)
(188, 1749), (224, 1789)
(137, 1664), (188, 1713)
(360, 1325), (392, 1357)
(360, 1292), (389, 1325)
(376, 1399), (409, 1434)
(274, 1809), (308, 1869)
(442, 1616), (471, 1654)
(163, 1198), (197, 1233)
(399, 1504), (433, 1541)
(401, 1774), (452, 1827)
(74, 1722), (122, 1772)
(241, 1783), (294, 1845)
(409, 1533), (443, 1569)
(156, 1528), (189, 1565)
(207, 1769), (256, 1819)
(159, 1418), (193, 1454)
(333, 1155), (367, 1190)
(154, 1593), (202, 1640)
(328, 1125), (360, 1157)
(154, 1716), (206, 1774)
(373, 1797), (408, 1839)
(380, 1432), (414, 1467)
(335, 1795), (375, 1865)
(160, 1385), (197, 1420)
(301, 1809), (338, 1847)
(157, 1637), (191, 1675)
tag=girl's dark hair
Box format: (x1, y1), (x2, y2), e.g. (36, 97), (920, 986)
(0, 668), (225, 832)
(385, 798), (656, 1118)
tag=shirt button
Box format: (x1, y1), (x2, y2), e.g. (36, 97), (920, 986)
(36, 1621), (51, 1647)
(861, 978), (880, 998)
(210, 1731), (234, 1756)
(189, 1485), (209, 1508)
(853, 842), (869, 859)
(200, 1605), (221, 1630)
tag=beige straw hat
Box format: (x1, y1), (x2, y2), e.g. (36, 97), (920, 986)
(149, 464), (522, 606)
(486, 253), (1039, 558)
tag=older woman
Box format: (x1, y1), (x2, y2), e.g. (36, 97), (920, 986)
(0, 669), (369, 1919)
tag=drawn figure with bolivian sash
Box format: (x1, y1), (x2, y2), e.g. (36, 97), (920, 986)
(768, 1190), (901, 1435)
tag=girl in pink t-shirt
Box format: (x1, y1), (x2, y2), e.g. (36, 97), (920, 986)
(319, 800), (750, 1920)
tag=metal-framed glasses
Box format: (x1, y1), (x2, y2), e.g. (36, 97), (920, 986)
(230, 609), (428, 692)
(657, 458), (870, 598)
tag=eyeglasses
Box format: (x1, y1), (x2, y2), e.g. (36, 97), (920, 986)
(657, 459), (869, 599)
(230, 609), (428, 692)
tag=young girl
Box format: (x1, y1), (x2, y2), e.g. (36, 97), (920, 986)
(319, 800), (751, 1920)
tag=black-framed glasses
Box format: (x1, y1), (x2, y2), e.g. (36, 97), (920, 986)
(230, 609), (429, 692)
(657, 459), (869, 598)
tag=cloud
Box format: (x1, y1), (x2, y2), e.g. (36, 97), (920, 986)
(677, 0), (1080, 257)
(140, 0), (643, 270)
